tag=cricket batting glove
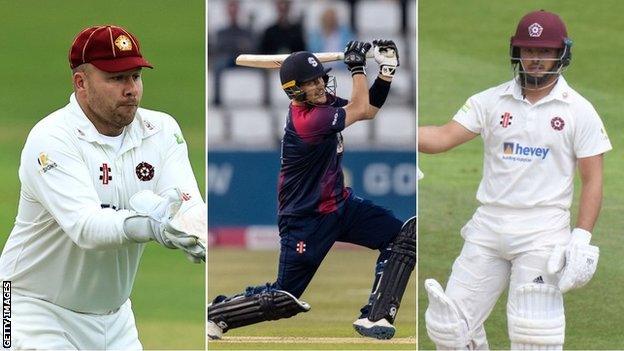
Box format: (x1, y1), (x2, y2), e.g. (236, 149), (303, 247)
(125, 189), (205, 263)
(344, 40), (372, 76)
(372, 39), (399, 79)
(547, 228), (599, 293)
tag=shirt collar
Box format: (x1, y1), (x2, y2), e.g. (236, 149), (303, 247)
(67, 93), (159, 148)
(501, 76), (572, 104)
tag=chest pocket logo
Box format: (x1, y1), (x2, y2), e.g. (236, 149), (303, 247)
(99, 163), (112, 185)
(135, 162), (155, 181)
(500, 112), (513, 128)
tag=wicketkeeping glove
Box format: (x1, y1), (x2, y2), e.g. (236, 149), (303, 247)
(124, 189), (206, 263)
(547, 228), (599, 293)
(165, 194), (207, 263)
(372, 39), (399, 78)
(344, 40), (372, 76)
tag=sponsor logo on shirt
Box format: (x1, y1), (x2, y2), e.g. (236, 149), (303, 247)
(332, 112), (338, 126)
(37, 152), (58, 174)
(99, 163), (112, 185)
(336, 133), (344, 154)
(500, 112), (513, 128)
(502, 142), (550, 162)
(600, 128), (610, 141)
(296, 241), (306, 254)
(174, 133), (185, 144)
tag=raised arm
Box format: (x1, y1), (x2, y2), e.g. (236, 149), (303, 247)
(418, 120), (479, 154)
(364, 39), (400, 119)
(343, 40), (372, 127)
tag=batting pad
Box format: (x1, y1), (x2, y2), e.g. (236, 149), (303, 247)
(507, 283), (565, 350)
(424, 279), (472, 350)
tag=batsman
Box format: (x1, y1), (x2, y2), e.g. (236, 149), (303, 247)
(208, 40), (416, 340)
(420, 10), (610, 349)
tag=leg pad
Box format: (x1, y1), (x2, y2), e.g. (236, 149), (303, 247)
(208, 285), (310, 333)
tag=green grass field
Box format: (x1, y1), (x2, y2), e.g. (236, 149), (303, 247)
(208, 248), (416, 350)
(0, 1), (205, 349)
(419, 0), (624, 349)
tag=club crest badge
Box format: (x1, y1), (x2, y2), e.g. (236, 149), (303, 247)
(528, 23), (543, 37)
(551, 117), (565, 131)
(135, 162), (155, 181)
(114, 35), (133, 51)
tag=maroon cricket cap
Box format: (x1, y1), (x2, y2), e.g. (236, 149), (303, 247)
(511, 10), (568, 49)
(69, 25), (153, 72)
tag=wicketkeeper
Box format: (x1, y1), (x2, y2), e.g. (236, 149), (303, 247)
(0, 25), (206, 349)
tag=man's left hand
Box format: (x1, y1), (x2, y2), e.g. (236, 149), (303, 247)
(547, 228), (599, 293)
(165, 195), (207, 263)
(373, 39), (399, 78)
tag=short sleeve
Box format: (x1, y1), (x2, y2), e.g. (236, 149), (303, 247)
(452, 95), (485, 134)
(573, 104), (612, 158)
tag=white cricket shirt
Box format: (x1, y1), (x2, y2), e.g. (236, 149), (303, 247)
(0, 93), (201, 314)
(453, 77), (611, 234)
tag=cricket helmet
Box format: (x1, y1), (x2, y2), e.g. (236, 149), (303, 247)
(509, 10), (572, 88)
(279, 51), (334, 102)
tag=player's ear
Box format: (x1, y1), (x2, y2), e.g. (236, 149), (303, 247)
(72, 64), (90, 92)
(73, 71), (87, 91)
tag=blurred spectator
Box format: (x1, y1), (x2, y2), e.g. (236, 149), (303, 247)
(212, 0), (256, 106)
(259, 0), (306, 54)
(307, 7), (354, 58)
(259, 0), (306, 105)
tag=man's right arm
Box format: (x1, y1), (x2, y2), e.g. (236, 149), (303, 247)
(342, 41), (372, 127)
(344, 74), (370, 127)
(20, 129), (134, 250)
(418, 120), (479, 154)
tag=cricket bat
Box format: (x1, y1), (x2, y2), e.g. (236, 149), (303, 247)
(235, 51), (375, 69)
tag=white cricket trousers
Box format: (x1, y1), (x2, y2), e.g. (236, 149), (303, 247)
(10, 294), (141, 350)
(445, 219), (570, 349)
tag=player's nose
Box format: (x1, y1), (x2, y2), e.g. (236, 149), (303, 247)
(123, 78), (140, 96)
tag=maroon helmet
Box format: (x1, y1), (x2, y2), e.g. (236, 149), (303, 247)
(511, 10), (568, 48)
(510, 10), (572, 88)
